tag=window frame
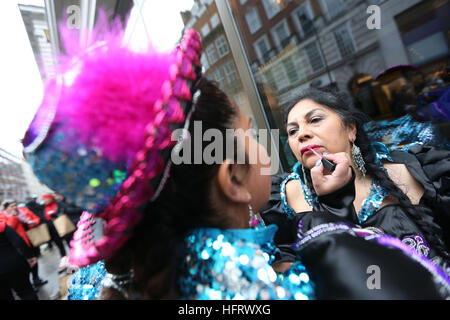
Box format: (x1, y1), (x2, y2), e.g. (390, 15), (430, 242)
(215, 35), (230, 58)
(253, 34), (272, 64)
(304, 41), (325, 73)
(262, 0), (281, 20)
(270, 19), (291, 51)
(320, 0), (346, 20)
(245, 7), (262, 34)
(291, 1), (315, 38)
(222, 60), (238, 83)
(210, 13), (220, 29)
(205, 44), (219, 65)
(333, 22), (357, 59)
(201, 23), (211, 37)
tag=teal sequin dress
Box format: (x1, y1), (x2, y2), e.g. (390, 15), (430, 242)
(69, 225), (315, 300)
(178, 225), (314, 300)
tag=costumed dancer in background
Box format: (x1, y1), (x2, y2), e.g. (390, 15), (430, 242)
(22, 19), (450, 299)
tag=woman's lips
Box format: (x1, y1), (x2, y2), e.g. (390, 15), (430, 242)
(301, 145), (322, 155)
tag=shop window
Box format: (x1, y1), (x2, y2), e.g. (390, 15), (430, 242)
(406, 32), (449, 66)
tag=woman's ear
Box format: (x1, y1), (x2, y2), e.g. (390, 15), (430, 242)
(347, 123), (357, 143)
(216, 159), (251, 204)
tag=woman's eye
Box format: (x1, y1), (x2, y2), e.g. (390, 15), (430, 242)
(288, 128), (298, 136)
(310, 116), (322, 123)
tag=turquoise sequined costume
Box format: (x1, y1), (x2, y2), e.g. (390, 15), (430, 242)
(178, 225), (314, 300)
(68, 261), (106, 300)
(69, 225), (315, 300)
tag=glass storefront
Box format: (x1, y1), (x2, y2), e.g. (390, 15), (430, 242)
(184, 0), (450, 171)
(19, 0), (450, 173)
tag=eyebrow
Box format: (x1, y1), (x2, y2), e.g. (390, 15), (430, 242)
(287, 108), (322, 127)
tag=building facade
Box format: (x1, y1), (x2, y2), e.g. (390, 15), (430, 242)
(181, 0), (449, 170)
(19, 4), (56, 80)
(182, 0), (251, 116)
(0, 149), (30, 202)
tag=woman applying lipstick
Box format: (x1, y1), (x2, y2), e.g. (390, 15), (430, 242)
(260, 88), (450, 296)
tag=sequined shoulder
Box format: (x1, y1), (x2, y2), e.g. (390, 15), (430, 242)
(68, 261), (106, 300)
(178, 227), (314, 300)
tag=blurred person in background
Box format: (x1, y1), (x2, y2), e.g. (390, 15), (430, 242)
(0, 219), (38, 300)
(0, 200), (47, 290)
(40, 194), (71, 272)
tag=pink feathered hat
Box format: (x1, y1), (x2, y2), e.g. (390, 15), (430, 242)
(22, 20), (203, 267)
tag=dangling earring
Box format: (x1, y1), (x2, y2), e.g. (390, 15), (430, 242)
(351, 142), (366, 177)
(248, 204), (264, 229)
(301, 164), (307, 182)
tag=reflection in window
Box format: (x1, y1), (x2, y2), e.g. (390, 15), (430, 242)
(264, 69), (277, 91)
(271, 20), (291, 49)
(201, 23), (210, 37)
(223, 60), (238, 83)
(334, 23), (356, 58)
(254, 35), (271, 64)
(210, 13), (220, 29)
(206, 44), (218, 65)
(406, 32), (449, 66)
(272, 62), (289, 90)
(245, 7), (262, 34)
(282, 56), (299, 84)
(215, 35), (229, 58)
(305, 42), (324, 72)
(212, 68), (225, 88)
(322, 0), (345, 19)
(201, 54), (210, 72)
(293, 4), (314, 37)
(262, 0), (281, 20)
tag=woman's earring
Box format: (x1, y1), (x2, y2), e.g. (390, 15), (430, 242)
(351, 142), (366, 177)
(248, 204), (264, 228)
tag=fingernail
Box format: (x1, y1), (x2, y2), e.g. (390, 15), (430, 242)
(315, 159), (322, 167)
(323, 152), (329, 155)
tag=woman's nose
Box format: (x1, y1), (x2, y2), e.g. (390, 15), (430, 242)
(297, 125), (313, 142)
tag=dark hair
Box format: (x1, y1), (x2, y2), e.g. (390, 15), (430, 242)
(102, 78), (242, 299)
(284, 88), (449, 261)
(2, 200), (17, 210)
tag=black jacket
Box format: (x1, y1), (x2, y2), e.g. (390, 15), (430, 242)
(0, 224), (34, 275)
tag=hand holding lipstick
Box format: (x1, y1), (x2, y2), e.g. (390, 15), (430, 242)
(310, 152), (352, 196)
